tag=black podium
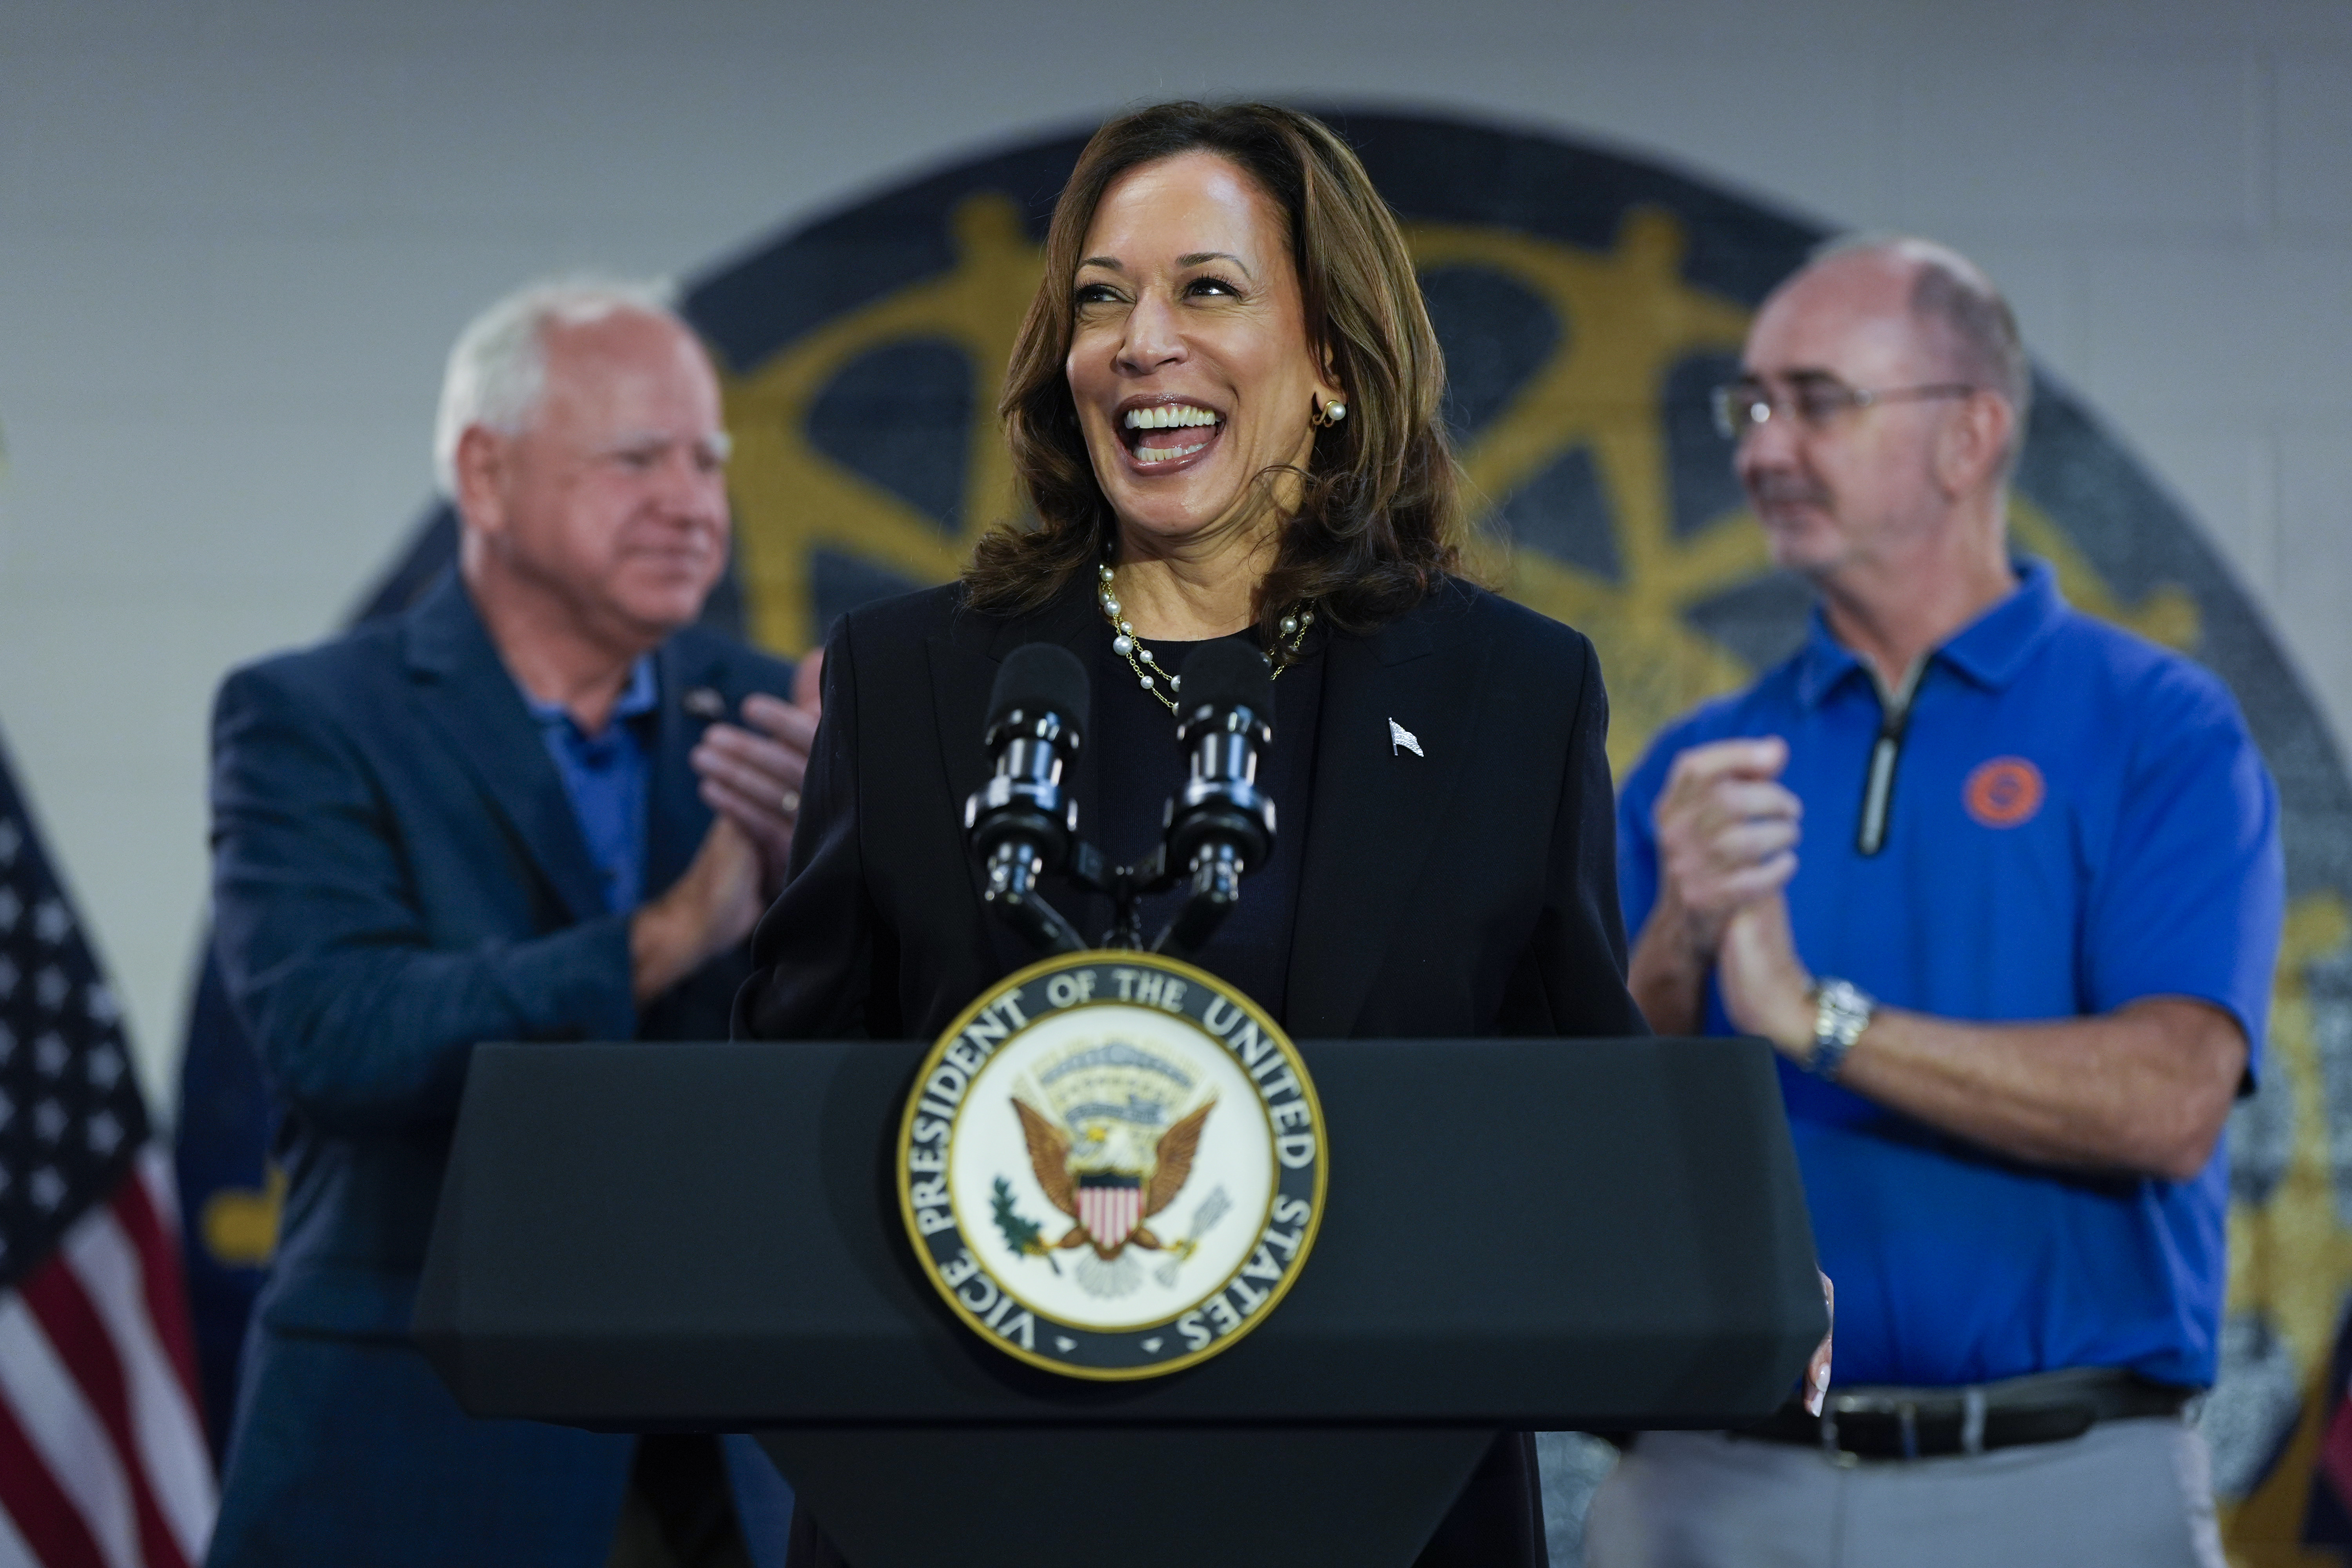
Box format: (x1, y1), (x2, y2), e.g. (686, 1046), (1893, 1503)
(415, 1036), (1822, 1567)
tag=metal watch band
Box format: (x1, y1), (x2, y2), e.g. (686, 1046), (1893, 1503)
(1808, 978), (1875, 1080)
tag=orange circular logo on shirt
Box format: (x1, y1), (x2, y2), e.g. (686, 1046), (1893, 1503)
(1964, 757), (2045, 828)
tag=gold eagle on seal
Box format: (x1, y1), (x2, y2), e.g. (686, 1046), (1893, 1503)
(1012, 1072), (1214, 1263)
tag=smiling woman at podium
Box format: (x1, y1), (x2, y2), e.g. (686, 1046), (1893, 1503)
(735, 100), (1647, 1567)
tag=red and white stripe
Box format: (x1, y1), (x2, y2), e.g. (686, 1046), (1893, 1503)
(0, 1147), (215, 1568)
(1078, 1184), (1141, 1251)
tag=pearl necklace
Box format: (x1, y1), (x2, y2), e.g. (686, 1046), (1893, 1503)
(1095, 562), (1314, 715)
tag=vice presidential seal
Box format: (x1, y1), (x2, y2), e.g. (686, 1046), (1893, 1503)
(898, 951), (1325, 1379)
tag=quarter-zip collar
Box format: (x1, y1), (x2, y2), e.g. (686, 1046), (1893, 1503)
(1792, 558), (2065, 857)
(1793, 557), (2065, 711)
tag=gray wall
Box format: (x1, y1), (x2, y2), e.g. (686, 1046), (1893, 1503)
(2, 0), (2348, 1108)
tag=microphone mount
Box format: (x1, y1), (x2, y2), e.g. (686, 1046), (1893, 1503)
(1150, 680), (1274, 959)
(965, 647), (1091, 956)
(967, 639), (1277, 964)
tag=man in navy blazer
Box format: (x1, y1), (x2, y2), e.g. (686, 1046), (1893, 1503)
(206, 280), (813, 1566)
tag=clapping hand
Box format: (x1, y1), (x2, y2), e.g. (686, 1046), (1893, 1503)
(1648, 735), (1802, 962)
(691, 652), (824, 896)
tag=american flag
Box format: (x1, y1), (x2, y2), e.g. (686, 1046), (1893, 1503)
(0, 733), (214, 1566)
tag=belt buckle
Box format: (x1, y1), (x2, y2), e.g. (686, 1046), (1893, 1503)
(1821, 1392), (1954, 1463)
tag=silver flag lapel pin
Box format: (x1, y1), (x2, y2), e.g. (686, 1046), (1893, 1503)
(1389, 718), (1423, 757)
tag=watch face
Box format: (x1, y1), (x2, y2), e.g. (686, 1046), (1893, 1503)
(1811, 982), (1871, 1064)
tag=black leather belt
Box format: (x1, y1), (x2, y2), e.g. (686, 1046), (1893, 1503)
(1737, 1367), (2197, 1461)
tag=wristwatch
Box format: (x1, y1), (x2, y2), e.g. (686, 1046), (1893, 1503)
(1806, 979), (1875, 1081)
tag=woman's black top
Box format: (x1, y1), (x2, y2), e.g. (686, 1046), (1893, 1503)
(1089, 627), (1325, 1022)
(737, 569), (1639, 1051)
(739, 571), (1642, 1568)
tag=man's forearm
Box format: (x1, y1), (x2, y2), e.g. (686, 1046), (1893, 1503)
(1822, 998), (2244, 1182)
(1627, 900), (1710, 1036)
(631, 815), (768, 1003)
(1712, 899), (2247, 1182)
(630, 896), (722, 1003)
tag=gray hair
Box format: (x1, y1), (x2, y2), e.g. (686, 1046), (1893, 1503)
(432, 275), (681, 496)
(1808, 234), (2032, 473)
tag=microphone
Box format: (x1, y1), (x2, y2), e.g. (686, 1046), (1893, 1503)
(1153, 639), (1276, 959)
(965, 643), (1090, 955)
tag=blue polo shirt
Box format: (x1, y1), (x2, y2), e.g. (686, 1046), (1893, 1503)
(522, 656), (659, 915)
(1618, 559), (2282, 1388)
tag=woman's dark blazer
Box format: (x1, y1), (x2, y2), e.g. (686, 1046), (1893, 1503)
(736, 570), (1645, 1568)
(736, 571), (1644, 1046)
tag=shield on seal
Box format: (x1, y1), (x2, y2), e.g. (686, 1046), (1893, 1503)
(1076, 1172), (1143, 1251)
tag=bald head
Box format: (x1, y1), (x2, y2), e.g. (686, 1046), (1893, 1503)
(1796, 236), (2031, 459)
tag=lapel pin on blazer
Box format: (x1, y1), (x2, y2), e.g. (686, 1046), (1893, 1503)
(1389, 718), (1423, 757)
(682, 686), (728, 720)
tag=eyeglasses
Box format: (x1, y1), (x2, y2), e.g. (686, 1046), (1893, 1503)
(1710, 377), (1981, 440)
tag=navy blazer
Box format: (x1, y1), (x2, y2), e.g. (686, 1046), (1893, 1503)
(737, 573), (1643, 1568)
(206, 570), (792, 1568)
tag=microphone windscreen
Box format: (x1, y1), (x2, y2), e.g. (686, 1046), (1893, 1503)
(987, 642), (1091, 745)
(1181, 638), (1276, 724)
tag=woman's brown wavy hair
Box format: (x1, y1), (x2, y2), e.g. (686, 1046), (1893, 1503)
(966, 102), (1464, 642)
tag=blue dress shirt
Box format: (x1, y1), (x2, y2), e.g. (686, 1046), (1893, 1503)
(521, 657), (658, 915)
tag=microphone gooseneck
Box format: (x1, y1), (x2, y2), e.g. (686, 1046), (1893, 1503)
(1152, 640), (1277, 961)
(964, 644), (1091, 955)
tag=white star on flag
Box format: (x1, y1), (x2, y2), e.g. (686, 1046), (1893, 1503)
(87, 1111), (123, 1157)
(32, 898), (69, 944)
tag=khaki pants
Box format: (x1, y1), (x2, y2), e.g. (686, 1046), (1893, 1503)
(1583, 1418), (2223, 1568)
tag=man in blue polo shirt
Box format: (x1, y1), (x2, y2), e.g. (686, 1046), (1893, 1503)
(1585, 238), (2282, 1566)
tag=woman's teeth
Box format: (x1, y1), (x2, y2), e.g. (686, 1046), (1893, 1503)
(1123, 404), (1220, 430)
(1124, 404), (1218, 465)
